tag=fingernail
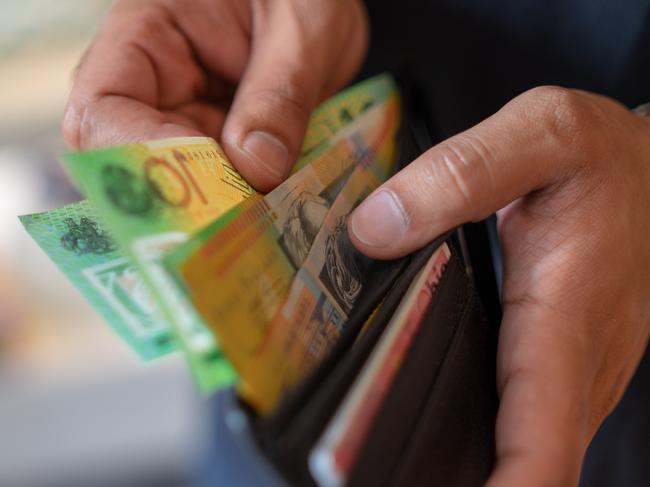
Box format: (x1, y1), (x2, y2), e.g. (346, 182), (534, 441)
(350, 190), (408, 248)
(241, 131), (289, 179)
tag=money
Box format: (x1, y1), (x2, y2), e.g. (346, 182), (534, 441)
(19, 200), (174, 360)
(161, 74), (399, 389)
(309, 243), (451, 487)
(249, 161), (384, 410)
(236, 95), (400, 410)
(20, 74), (400, 395)
(63, 137), (255, 389)
(295, 74), (397, 170)
(178, 91), (400, 412)
(177, 137), (361, 376)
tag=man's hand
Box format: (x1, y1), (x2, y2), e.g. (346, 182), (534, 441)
(349, 87), (650, 486)
(62, 0), (367, 191)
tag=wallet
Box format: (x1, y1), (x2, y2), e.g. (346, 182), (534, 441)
(199, 77), (502, 487)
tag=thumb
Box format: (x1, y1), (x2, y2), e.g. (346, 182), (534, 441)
(221, 2), (364, 192)
(348, 87), (608, 259)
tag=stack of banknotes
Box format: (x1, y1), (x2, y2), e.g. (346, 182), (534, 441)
(20, 75), (400, 414)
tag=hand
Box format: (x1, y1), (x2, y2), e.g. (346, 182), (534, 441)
(63, 0), (368, 191)
(349, 87), (650, 486)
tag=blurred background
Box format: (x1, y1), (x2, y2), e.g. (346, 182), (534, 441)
(0, 3), (211, 486)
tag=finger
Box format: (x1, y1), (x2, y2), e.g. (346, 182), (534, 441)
(63, 2), (209, 149)
(221, 1), (367, 192)
(485, 302), (593, 487)
(348, 87), (606, 259)
(63, 95), (226, 148)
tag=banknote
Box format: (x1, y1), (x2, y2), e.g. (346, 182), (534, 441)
(242, 96), (400, 410)
(247, 163), (385, 411)
(19, 200), (174, 360)
(178, 92), (400, 412)
(62, 137), (255, 389)
(309, 243), (451, 487)
(295, 74), (397, 171)
(177, 138), (360, 371)
(21, 74), (399, 391)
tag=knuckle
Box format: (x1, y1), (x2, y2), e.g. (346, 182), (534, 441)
(62, 102), (83, 149)
(131, 8), (168, 38)
(426, 133), (495, 218)
(523, 86), (593, 149)
(113, 3), (171, 43)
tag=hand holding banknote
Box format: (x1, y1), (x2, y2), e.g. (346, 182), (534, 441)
(63, 0), (368, 192)
(350, 87), (650, 486)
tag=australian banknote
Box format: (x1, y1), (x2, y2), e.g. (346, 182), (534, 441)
(177, 90), (400, 411)
(62, 137), (255, 388)
(19, 200), (173, 360)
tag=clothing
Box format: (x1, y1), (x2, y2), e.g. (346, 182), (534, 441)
(360, 1), (650, 485)
(362, 0), (650, 135)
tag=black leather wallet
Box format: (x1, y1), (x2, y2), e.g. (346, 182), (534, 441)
(203, 77), (502, 487)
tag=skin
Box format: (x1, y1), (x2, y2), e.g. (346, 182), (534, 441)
(64, 1), (650, 485)
(63, 0), (368, 192)
(349, 88), (650, 486)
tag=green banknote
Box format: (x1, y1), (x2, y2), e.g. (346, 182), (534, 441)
(295, 74), (397, 172)
(19, 200), (175, 360)
(62, 137), (254, 390)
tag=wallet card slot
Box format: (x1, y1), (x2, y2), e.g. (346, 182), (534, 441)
(347, 249), (470, 487)
(386, 288), (497, 487)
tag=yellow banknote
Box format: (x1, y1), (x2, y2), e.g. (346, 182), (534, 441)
(181, 93), (400, 412)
